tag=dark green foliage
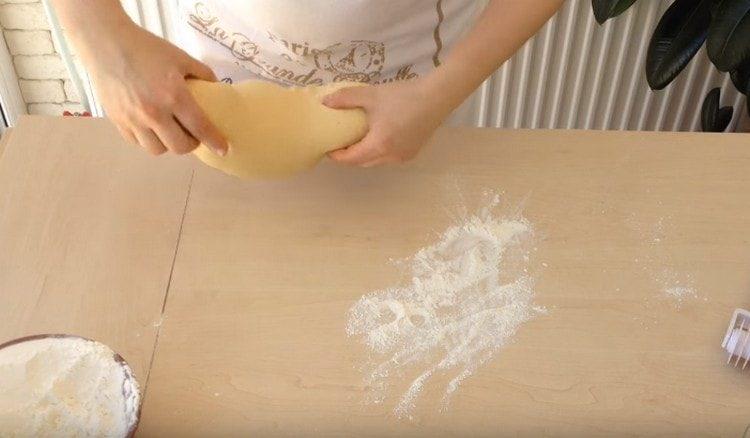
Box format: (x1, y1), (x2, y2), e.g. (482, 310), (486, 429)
(701, 87), (733, 132)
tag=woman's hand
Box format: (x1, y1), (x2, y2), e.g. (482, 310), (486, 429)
(54, 0), (228, 157)
(321, 0), (563, 168)
(322, 79), (451, 167)
(88, 23), (227, 156)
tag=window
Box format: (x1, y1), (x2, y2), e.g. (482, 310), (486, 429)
(0, 29), (25, 134)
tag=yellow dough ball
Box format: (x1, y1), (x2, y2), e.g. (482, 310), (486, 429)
(187, 79), (368, 179)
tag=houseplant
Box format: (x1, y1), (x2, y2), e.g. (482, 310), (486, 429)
(593, 0), (750, 131)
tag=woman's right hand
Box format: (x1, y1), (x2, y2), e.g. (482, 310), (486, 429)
(71, 12), (227, 156)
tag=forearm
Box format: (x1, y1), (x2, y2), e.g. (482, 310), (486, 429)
(424, 0), (564, 114)
(50, 0), (133, 63)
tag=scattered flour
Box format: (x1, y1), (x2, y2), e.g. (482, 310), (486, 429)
(657, 268), (699, 308)
(628, 213), (703, 309)
(663, 285), (697, 301)
(0, 336), (140, 437)
(346, 195), (543, 418)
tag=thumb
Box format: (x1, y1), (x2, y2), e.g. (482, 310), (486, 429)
(323, 85), (371, 110)
(182, 56), (218, 82)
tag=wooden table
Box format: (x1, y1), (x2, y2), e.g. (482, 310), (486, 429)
(2, 115), (749, 437)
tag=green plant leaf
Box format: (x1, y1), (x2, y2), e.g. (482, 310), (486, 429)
(646, 0), (713, 90)
(592, 0), (638, 24)
(730, 61), (750, 94)
(706, 0), (750, 72)
(701, 87), (734, 132)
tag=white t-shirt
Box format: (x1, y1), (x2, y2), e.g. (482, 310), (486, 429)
(175, 1), (484, 86)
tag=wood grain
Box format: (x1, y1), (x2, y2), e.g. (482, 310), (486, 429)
(0, 115), (193, 383)
(137, 128), (750, 436)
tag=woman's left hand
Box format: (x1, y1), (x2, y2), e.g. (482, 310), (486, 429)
(322, 79), (450, 167)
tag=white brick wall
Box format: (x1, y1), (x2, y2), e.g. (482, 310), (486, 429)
(14, 54), (65, 78)
(0, 0), (83, 115)
(63, 78), (77, 100)
(5, 29), (53, 54)
(19, 78), (63, 102)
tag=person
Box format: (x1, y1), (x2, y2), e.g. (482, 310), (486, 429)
(51, 0), (562, 167)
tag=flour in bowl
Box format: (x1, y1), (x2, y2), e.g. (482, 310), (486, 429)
(0, 336), (140, 437)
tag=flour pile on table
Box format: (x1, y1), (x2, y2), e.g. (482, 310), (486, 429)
(347, 195), (543, 418)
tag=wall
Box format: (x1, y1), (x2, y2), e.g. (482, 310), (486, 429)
(0, 0), (83, 115)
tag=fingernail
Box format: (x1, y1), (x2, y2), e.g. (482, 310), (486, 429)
(219, 143), (230, 156)
(209, 144), (226, 157)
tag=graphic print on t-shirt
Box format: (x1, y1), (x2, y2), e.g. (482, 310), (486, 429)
(185, 2), (422, 85)
(176, 0), (483, 86)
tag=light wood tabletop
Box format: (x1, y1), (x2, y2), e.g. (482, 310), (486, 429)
(0, 116), (193, 381)
(2, 116), (750, 437)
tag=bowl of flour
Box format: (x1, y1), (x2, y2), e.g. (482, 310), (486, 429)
(0, 334), (141, 437)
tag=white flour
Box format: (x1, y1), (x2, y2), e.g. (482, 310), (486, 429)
(627, 213), (703, 309)
(656, 268), (701, 308)
(664, 285), (697, 301)
(0, 336), (140, 437)
(347, 195), (543, 418)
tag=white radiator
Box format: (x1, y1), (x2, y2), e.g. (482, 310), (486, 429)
(457, 0), (748, 131)
(53, 0), (748, 132)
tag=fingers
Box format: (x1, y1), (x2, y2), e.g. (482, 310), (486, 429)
(182, 55), (217, 82)
(115, 80), (222, 157)
(117, 114), (198, 156)
(329, 128), (418, 167)
(152, 116), (199, 155)
(133, 127), (167, 156)
(174, 90), (228, 156)
(361, 156), (400, 168)
(322, 85), (372, 110)
(328, 134), (384, 165)
(113, 122), (137, 146)
(114, 120), (167, 156)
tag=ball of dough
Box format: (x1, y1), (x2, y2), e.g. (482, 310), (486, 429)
(187, 79), (368, 179)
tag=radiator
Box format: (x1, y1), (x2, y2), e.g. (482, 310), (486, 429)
(466, 0), (748, 130)
(53, 0), (748, 132)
